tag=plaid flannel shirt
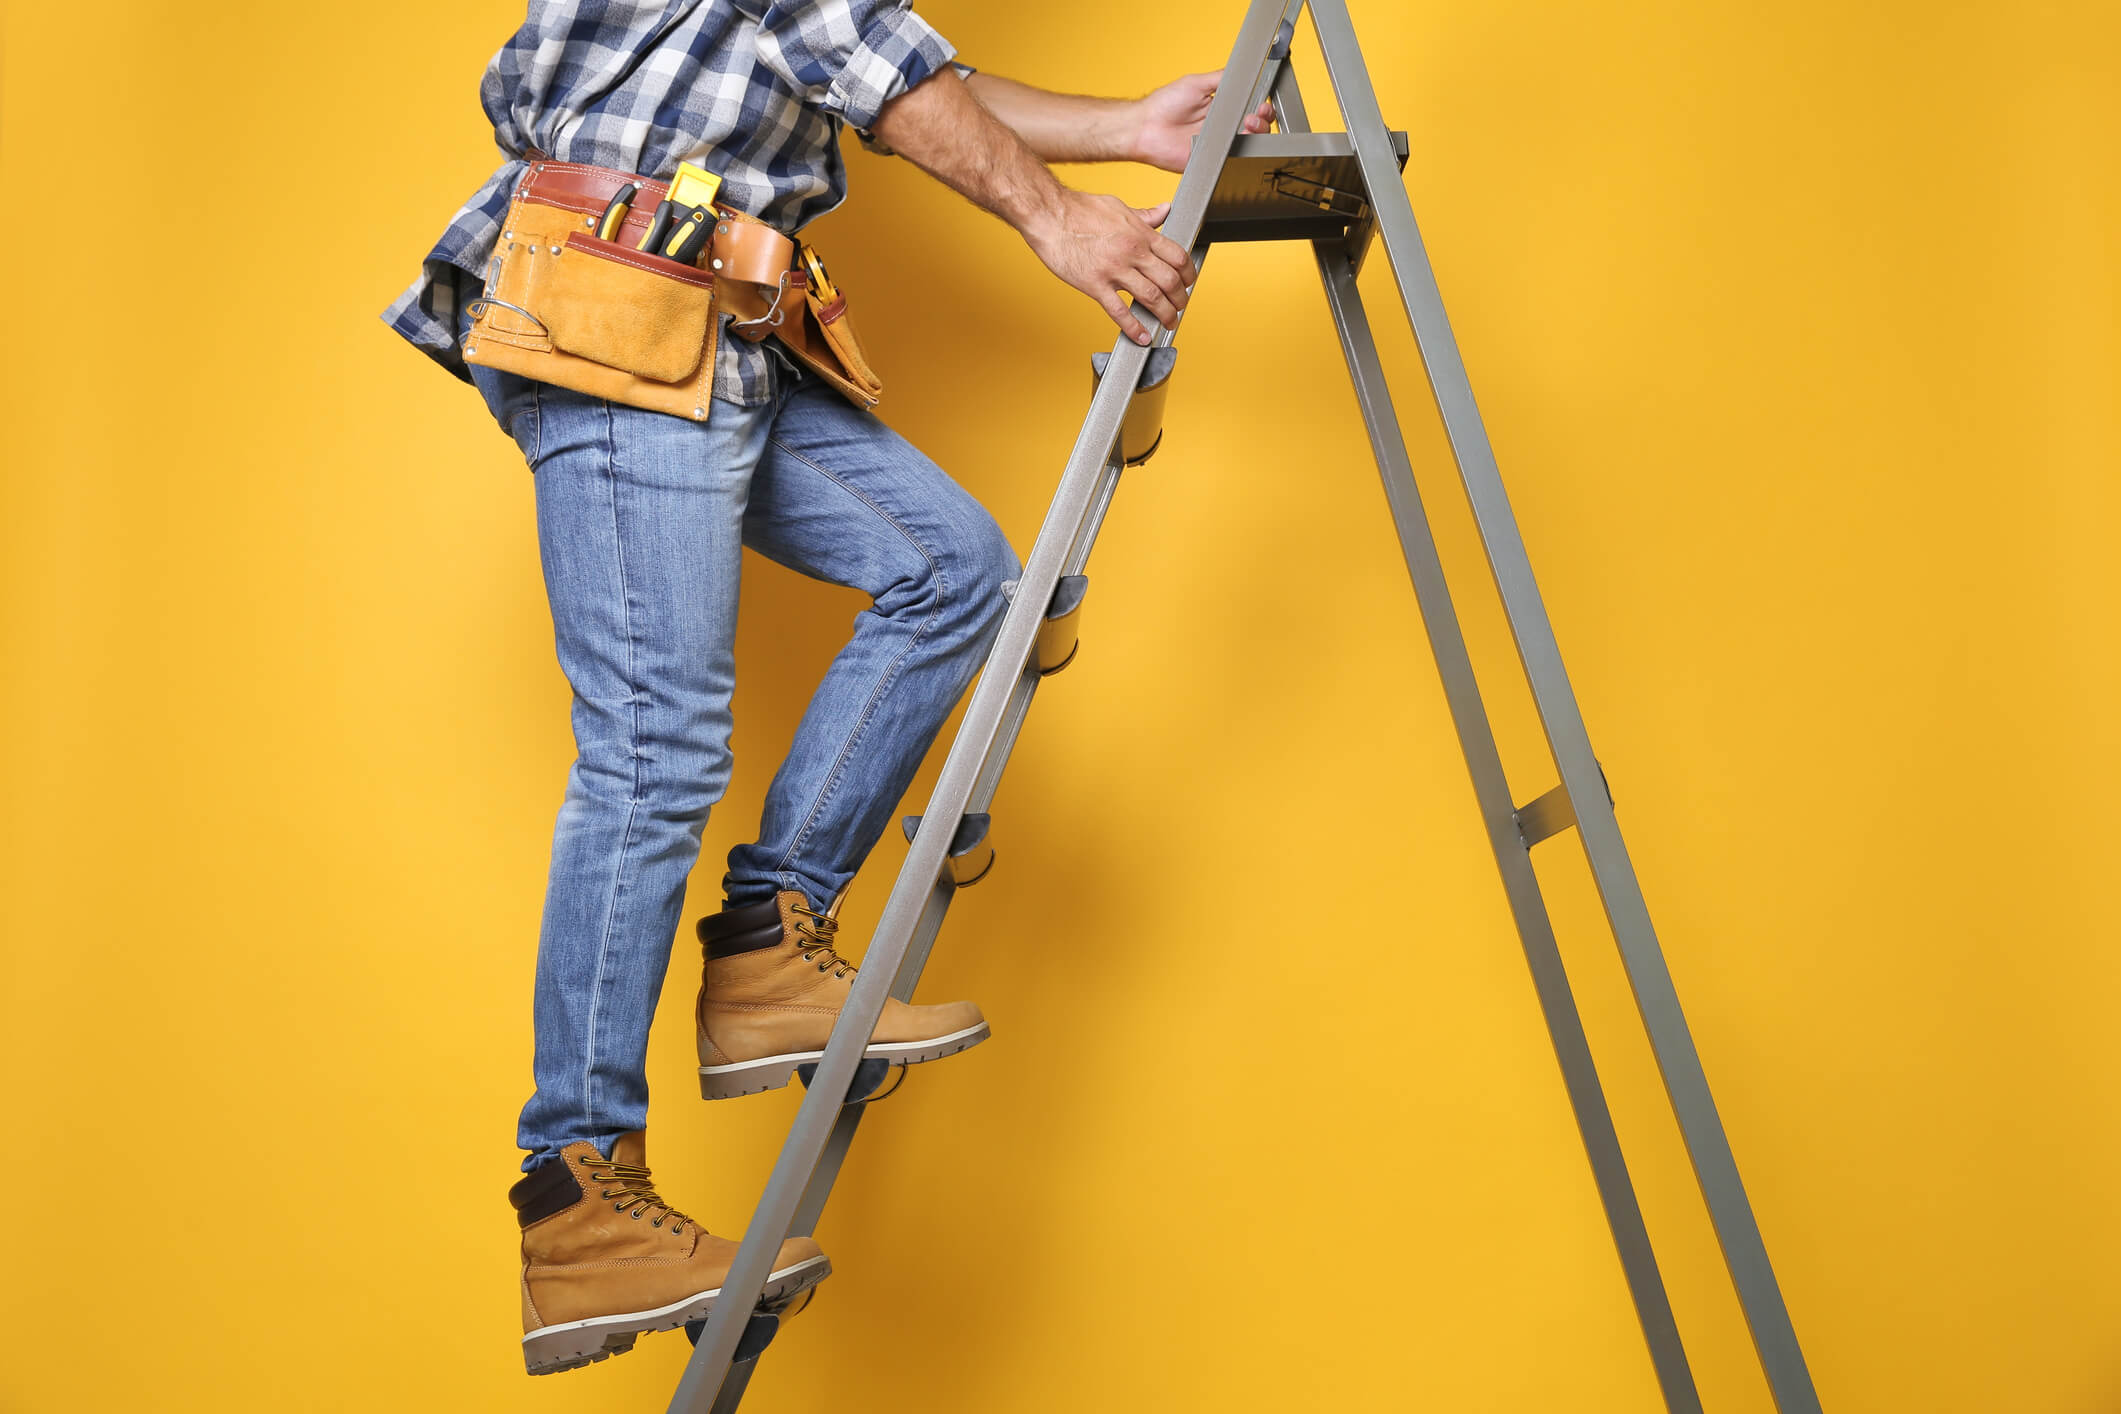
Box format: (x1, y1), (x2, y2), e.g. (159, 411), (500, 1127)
(380, 0), (966, 406)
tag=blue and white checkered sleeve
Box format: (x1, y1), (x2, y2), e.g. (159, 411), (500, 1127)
(752, 0), (959, 130)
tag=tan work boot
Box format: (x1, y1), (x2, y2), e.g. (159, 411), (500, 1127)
(511, 1130), (829, 1375)
(695, 887), (990, 1100)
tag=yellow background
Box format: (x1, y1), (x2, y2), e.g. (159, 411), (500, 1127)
(3, 0), (2117, 1409)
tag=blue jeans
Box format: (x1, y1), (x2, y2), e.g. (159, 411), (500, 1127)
(464, 319), (1020, 1170)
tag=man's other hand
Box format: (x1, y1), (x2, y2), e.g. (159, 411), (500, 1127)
(1130, 70), (1275, 173)
(1020, 191), (1199, 346)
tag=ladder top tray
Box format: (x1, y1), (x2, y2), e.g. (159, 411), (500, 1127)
(1199, 131), (1412, 244)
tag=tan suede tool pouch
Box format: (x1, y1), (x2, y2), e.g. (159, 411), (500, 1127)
(464, 160), (884, 421)
(463, 165), (722, 422)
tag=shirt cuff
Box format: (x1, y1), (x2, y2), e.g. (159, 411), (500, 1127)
(828, 4), (959, 131)
(853, 58), (973, 157)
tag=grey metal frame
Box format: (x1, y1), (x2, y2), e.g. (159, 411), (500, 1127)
(666, 4), (1823, 1410)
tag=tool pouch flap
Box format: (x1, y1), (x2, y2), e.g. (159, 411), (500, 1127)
(543, 234), (716, 384)
(805, 288), (883, 402)
(741, 276), (882, 410)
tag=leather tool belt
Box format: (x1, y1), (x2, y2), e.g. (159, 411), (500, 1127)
(462, 160), (883, 422)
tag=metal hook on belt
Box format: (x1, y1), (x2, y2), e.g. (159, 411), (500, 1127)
(462, 295), (550, 340)
(462, 255), (550, 341)
(729, 273), (794, 332)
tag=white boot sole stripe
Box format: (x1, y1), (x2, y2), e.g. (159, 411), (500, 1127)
(698, 1021), (990, 1076)
(521, 1255), (829, 1344)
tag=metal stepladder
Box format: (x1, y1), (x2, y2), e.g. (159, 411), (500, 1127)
(669, 2), (1826, 1409)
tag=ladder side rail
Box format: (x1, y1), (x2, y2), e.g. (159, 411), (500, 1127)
(718, 883), (951, 1412)
(778, 426), (1175, 1259)
(727, 445), (1135, 1401)
(786, 874), (960, 1240)
(666, 8), (1305, 1407)
(1303, 5), (1823, 1410)
(706, 1362), (756, 1414)
(1063, 452), (1126, 576)
(731, 432), (1166, 1408)
(964, 446), (1125, 813)
(1271, 62), (1701, 1413)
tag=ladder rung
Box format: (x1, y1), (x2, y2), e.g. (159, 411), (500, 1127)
(1037, 574), (1090, 675)
(1089, 346), (1178, 465)
(900, 811), (995, 887)
(682, 1306), (783, 1362)
(793, 1055), (896, 1105)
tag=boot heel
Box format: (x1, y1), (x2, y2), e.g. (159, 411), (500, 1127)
(523, 1323), (630, 1376)
(698, 1055), (804, 1100)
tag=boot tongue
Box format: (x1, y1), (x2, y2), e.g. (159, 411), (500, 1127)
(610, 1130), (648, 1169)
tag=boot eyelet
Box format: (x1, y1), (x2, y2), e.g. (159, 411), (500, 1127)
(631, 1210), (645, 1220)
(817, 962), (829, 972)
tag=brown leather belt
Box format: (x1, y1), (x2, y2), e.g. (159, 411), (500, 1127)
(516, 160), (799, 293)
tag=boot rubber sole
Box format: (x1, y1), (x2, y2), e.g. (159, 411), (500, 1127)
(521, 1254), (830, 1376)
(697, 1020), (991, 1101)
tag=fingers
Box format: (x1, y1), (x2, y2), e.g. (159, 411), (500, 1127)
(1120, 261), (1185, 331)
(1127, 202), (1198, 288)
(1066, 190), (1201, 345)
(1098, 290), (1152, 346)
(1146, 228), (1198, 287)
(1242, 97), (1275, 133)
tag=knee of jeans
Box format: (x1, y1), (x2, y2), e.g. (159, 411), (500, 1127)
(947, 516), (1021, 641)
(569, 715), (731, 824)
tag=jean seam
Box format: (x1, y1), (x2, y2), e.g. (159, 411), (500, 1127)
(524, 379), (543, 464)
(581, 397), (646, 1136)
(760, 432), (948, 887)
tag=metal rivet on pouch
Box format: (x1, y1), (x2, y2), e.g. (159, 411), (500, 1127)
(504, 231), (513, 239)
(465, 345), (477, 355)
(711, 259), (723, 270)
(693, 408), (705, 418)
(550, 245), (559, 254)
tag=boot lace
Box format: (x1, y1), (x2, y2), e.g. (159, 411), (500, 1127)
(792, 902), (856, 980)
(578, 1157), (696, 1235)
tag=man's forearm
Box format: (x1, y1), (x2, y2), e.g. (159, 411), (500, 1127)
(962, 73), (1138, 164)
(869, 67), (1198, 347)
(871, 68), (1068, 232)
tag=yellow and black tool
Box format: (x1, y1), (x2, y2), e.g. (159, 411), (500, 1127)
(594, 182), (639, 241)
(637, 161), (724, 265)
(800, 244), (839, 304)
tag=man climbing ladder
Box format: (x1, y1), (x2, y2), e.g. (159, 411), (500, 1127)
(380, 0), (1272, 1383)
